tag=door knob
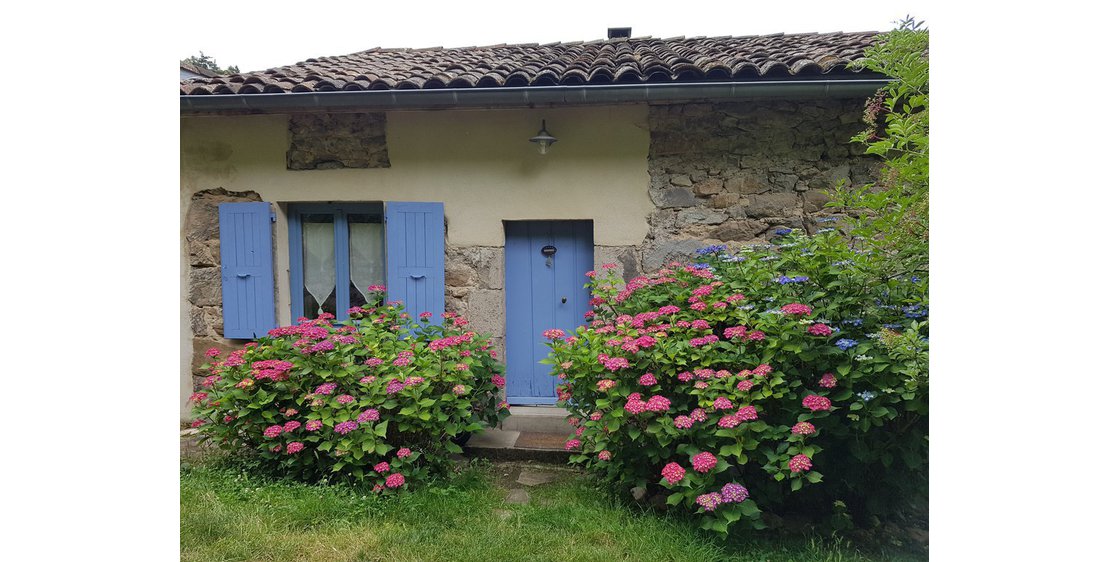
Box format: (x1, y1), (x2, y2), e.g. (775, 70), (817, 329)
(561, 296), (567, 304)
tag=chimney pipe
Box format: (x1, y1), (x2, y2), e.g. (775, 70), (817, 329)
(607, 27), (631, 39)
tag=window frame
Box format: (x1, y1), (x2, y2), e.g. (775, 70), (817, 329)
(287, 202), (384, 322)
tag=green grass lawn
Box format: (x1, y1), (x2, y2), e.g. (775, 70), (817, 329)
(181, 455), (923, 562)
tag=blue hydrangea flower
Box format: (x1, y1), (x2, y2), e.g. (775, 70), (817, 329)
(695, 244), (728, 256)
(774, 228), (792, 235)
(842, 318), (864, 327)
(691, 263), (712, 270)
(832, 260), (853, 267)
(816, 217), (840, 223)
(903, 305), (928, 319)
(881, 323), (903, 329)
(858, 391), (876, 402)
(835, 338), (859, 351)
(777, 275), (810, 285)
(817, 228), (836, 234)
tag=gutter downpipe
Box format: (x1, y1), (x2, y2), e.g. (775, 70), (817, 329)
(180, 79), (890, 114)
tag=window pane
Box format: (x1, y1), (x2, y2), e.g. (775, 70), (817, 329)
(348, 214), (385, 308)
(301, 214), (336, 318)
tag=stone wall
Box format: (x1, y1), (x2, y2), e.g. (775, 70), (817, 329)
(639, 98), (878, 270)
(444, 245), (506, 359)
(184, 188), (266, 380)
(287, 112), (390, 170)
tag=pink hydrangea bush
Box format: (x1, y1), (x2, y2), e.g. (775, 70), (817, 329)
(191, 300), (509, 490)
(545, 235), (928, 533)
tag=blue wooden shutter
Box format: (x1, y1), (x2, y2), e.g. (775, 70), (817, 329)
(385, 202), (445, 324)
(218, 202), (276, 338)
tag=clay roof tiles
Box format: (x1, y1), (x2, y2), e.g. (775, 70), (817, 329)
(181, 31), (878, 95)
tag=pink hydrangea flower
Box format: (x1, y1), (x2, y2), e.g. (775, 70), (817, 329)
(694, 381), (708, 389)
(385, 473), (406, 488)
(645, 395), (671, 412)
(314, 382), (338, 395)
(283, 420), (302, 432)
(334, 421), (358, 435)
(735, 406), (758, 421)
(453, 384), (467, 395)
(690, 301), (708, 311)
(336, 394), (355, 404)
(724, 326), (747, 339)
(589, 411), (602, 421)
(190, 419), (205, 428)
(543, 328), (567, 340)
(392, 356), (412, 367)
(717, 415), (739, 428)
(624, 398), (647, 415)
(692, 452), (718, 473)
(359, 376), (377, 385)
(189, 392), (208, 403)
(598, 450), (612, 461)
(745, 330), (766, 342)
(386, 380), (405, 394)
(792, 422), (816, 435)
(661, 462), (686, 484)
(374, 462), (390, 473)
(819, 373), (838, 388)
(696, 492), (724, 512)
(677, 371), (694, 382)
(396, 447), (412, 458)
(781, 303), (813, 316)
(286, 442), (305, 454)
(753, 364), (773, 376)
(204, 348), (221, 357)
(690, 408), (707, 422)
(364, 357), (384, 367)
(802, 395), (832, 412)
(659, 305), (681, 315)
(603, 357), (630, 371)
(673, 415), (693, 429)
(736, 380), (754, 391)
(306, 420), (323, 431)
(597, 379), (617, 392)
(491, 374), (506, 389)
(263, 425), (283, 438)
(789, 454), (813, 472)
(357, 409), (380, 423)
(712, 397), (734, 411)
(808, 323), (833, 336)
(565, 439), (581, 451)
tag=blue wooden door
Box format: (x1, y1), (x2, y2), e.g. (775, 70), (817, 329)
(505, 221), (593, 404)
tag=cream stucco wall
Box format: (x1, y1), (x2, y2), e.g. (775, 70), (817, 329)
(180, 105), (653, 418)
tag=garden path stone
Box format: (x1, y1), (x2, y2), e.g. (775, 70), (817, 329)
(516, 468), (558, 487)
(505, 488), (530, 505)
(493, 509), (513, 521)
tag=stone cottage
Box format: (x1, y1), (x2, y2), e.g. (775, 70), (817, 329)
(180, 29), (886, 418)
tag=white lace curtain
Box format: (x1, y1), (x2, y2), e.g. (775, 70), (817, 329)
(349, 222), (384, 303)
(302, 222), (335, 315)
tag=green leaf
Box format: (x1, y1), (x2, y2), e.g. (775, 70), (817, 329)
(666, 492), (684, 506)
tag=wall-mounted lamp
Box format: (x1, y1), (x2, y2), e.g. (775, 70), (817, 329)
(529, 119), (557, 155)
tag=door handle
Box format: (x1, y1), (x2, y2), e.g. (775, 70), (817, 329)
(236, 273), (251, 278)
(410, 274), (426, 279)
(561, 296), (567, 304)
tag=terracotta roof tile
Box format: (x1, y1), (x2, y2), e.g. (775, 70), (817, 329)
(181, 32), (878, 95)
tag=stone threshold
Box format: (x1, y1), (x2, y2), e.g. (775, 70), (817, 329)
(465, 427), (572, 463)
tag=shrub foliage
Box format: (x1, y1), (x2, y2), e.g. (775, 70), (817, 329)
(548, 236), (928, 533)
(190, 291), (509, 490)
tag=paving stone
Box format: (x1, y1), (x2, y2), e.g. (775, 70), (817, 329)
(505, 488), (531, 505)
(516, 469), (558, 487)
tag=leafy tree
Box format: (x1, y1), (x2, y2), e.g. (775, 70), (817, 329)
(181, 51), (239, 75)
(830, 17), (928, 282)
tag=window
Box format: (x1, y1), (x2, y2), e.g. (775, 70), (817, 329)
(216, 200), (445, 337)
(288, 203), (385, 321)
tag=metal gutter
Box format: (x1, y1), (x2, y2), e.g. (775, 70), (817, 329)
(180, 79), (890, 114)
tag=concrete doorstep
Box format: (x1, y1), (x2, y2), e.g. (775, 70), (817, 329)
(464, 426), (573, 463)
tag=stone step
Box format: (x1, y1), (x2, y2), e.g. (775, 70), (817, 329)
(500, 405), (571, 434)
(464, 427), (572, 463)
